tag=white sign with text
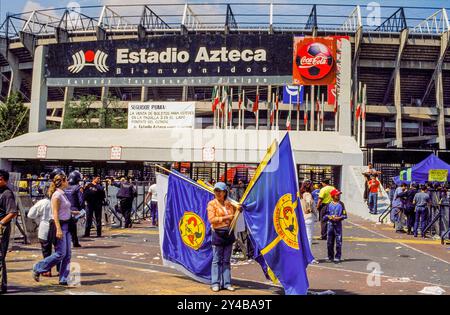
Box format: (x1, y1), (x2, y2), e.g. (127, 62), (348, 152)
(128, 102), (195, 129)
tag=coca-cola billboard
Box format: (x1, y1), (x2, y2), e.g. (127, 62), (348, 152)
(292, 37), (336, 86)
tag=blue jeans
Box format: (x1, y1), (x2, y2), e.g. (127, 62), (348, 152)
(150, 201), (158, 226)
(414, 206), (427, 237)
(368, 192), (378, 213)
(211, 244), (233, 289)
(327, 222), (343, 260)
(34, 222), (72, 283)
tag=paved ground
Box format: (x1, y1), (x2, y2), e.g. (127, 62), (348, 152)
(4, 214), (450, 295)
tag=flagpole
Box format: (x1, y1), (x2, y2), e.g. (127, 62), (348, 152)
(288, 97), (292, 131)
(242, 89), (245, 130)
(357, 81), (362, 146)
(296, 86), (300, 131)
(310, 85), (315, 131)
(154, 164), (241, 208)
(256, 85), (259, 130)
(275, 87), (279, 130)
(305, 92), (309, 131)
(238, 87), (242, 130)
(321, 93), (324, 131)
(362, 84), (367, 147)
(230, 87), (233, 129)
(213, 89), (216, 129)
(271, 92), (275, 130)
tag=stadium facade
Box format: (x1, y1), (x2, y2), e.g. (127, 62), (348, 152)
(0, 2), (449, 197)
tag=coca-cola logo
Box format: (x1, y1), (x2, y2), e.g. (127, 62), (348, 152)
(295, 42), (333, 80)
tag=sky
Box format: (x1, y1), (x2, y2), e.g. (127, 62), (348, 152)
(1, 0), (450, 29)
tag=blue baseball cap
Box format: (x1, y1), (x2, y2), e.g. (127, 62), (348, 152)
(214, 182), (227, 191)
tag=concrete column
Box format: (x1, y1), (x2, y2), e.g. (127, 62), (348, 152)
(61, 87), (74, 129)
(394, 66), (403, 148)
(29, 45), (48, 133)
(182, 85), (188, 101)
(141, 86), (148, 102)
(436, 32), (448, 150)
(7, 52), (22, 97)
(338, 38), (352, 137)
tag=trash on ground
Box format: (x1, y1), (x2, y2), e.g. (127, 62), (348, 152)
(418, 286), (445, 295)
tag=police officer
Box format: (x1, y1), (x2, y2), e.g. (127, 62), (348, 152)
(112, 177), (137, 228)
(404, 183), (418, 235)
(83, 175), (106, 238)
(65, 171), (84, 247)
(413, 185), (431, 238)
(0, 169), (18, 294)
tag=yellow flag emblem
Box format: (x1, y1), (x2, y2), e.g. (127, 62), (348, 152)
(179, 212), (206, 250)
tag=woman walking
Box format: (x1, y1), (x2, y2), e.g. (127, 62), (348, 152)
(300, 180), (319, 264)
(32, 174), (78, 285)
(207, 182), (241, 292)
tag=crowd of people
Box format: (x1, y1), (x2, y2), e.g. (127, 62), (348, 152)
(386, 181), (450, 238)
(0, 168), (159, 293)
(361, 163), (450, 238)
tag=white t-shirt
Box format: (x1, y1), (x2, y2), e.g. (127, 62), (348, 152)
(149, 184), (158, 202)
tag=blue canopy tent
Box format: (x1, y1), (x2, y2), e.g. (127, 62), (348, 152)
(393, 154), (450, 185)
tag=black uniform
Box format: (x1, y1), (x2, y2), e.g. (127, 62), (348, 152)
(83, 183), (105, 237)
(404, 188), (418, 234)
(0, 186), (17, 293)
(65, 184), (84, 246)
(115, 182), (137, 228)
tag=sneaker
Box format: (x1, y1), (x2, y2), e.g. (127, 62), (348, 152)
(211, 286), (220, 292)
(31, 265), (40, 282)
(333, 258), (341, 263)
(59, 281), (68, 286)
(225, 286), (236, 291)
(311, 259), (320, 264)
(41, 271), (52, 277)
(326, 257), (333, 263)
(73, 243), (82, 248)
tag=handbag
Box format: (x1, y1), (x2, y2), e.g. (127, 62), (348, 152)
(211, 228), (236, 246)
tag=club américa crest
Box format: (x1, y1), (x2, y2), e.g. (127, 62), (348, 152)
(273, 193), (300, 250)
(179, 212), (206, 250)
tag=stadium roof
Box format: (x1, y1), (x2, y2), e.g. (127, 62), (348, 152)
(1, 2), (450, 40)
(0, 129), (362, 165)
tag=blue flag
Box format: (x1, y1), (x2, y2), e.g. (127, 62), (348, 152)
(242, 133), (314, 295)
(162, 172), (214, 283)
(283, 85), (304, 105)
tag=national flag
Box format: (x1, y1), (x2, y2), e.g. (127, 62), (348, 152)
(238, 90), (242, 110)
(286, 109), (292, 131)
(241, 134), (314, 295)
(303, 110), (308, 126)
(269, 100), (275, 125)
(355, 85), (362, 119)
(282, 85), (304, 106)
(212, 86), (219, 112)
(245, 98), (254, 112)
(252, 93), (259, 113)
(220, 87), (228, 113)
(162, 171), (214, 283)
(228, 89), (233, 120)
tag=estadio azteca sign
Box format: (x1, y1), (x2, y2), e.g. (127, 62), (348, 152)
(293, 37), (336, 86)
(46, 34), (292, 85)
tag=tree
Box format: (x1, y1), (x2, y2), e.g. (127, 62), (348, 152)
(63, 94), (127, 129)
(0, 92), (29, 142)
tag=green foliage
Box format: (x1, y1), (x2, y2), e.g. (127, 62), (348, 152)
(63, 94), (127, 129)
(0, 92), (29, 142)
